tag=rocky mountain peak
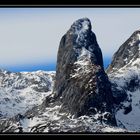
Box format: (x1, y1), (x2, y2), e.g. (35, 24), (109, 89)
(51, 18), (116, 126)
(67, 18), (103, 68)
(106, 30), (140, 74)
(70, 17), (91, 33)
(128, 30), (140, 46)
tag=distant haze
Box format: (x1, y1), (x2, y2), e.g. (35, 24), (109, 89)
(0, 8), (140, 71)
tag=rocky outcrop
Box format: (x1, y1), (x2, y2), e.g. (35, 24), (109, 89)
(52, 18), (116, 125)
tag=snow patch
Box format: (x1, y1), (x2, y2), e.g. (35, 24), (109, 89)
(82, 20), (90, 30)
(137, 33), (140, 40)
(116, 90), (140, 131)
(128, 39), (135, 46)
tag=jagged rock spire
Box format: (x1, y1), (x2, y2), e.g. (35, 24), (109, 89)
(52, 18), (116, 126)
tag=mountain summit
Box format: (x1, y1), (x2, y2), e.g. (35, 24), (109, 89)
(52, 18), (116, 125)
(107, 30), (140, 74)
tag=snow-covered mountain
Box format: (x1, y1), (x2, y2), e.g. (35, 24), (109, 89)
(0, 18), (127, 133)
(0, 69), (55, 118)
(106, 30), (140, 131)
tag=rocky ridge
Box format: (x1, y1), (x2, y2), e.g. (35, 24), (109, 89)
(106, 30), (140, 131)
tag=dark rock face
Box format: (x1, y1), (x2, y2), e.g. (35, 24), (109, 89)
(111, 83), (127, 105)
(53, 18), (116, 125)
(106, 30), (140, 74)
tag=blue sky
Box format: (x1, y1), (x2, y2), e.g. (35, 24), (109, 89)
(0, 8), (140, 72)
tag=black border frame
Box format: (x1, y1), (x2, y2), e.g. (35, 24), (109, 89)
(0, 1), (140, 137)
